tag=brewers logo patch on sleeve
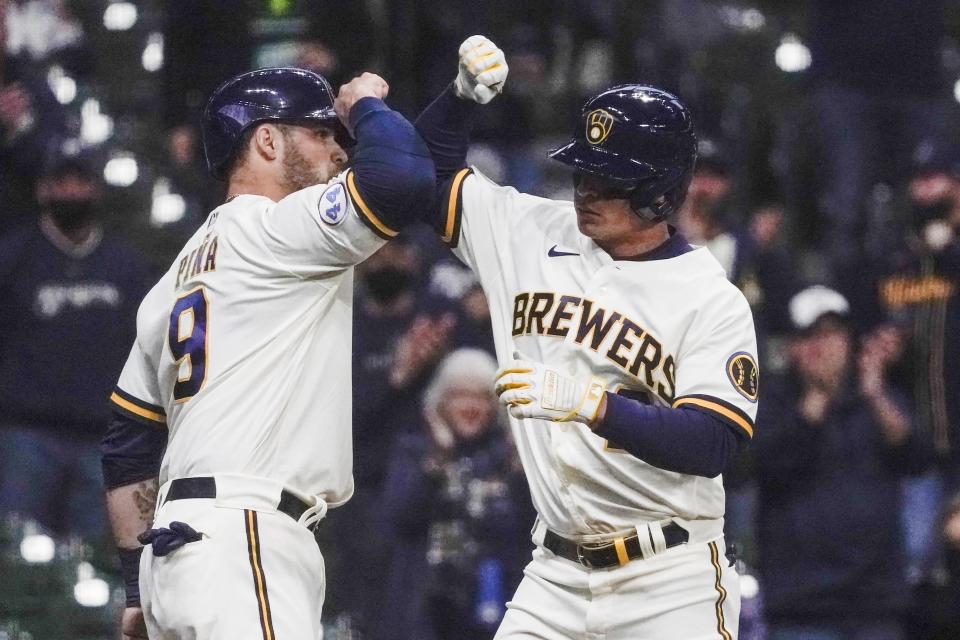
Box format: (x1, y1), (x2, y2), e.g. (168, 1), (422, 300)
(317, 182), (346, 226)
(726, 351), (759, 402)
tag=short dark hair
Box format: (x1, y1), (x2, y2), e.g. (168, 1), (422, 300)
(223, 127), (259, 180)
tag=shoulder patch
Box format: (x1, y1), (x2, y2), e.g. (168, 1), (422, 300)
(317, 182), (347, 226)
(726, 352), (759, 402)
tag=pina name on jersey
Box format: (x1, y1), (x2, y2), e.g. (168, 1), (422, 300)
(175, 235), (219, 288)
(512, 291), (676, 404)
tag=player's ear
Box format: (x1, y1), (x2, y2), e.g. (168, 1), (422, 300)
(252, 123), (282, 163)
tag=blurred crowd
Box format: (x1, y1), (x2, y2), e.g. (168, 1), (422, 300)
(3, 0), (960, 639)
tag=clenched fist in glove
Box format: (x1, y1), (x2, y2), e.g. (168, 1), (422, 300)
(455, 35), (509, 104)
(495, 352), (607, 425)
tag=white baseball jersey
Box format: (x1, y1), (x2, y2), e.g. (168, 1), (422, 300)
(441, 169), (759, 537)
(109, 170), (394, 505)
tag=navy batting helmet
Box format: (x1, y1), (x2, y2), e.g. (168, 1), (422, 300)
(549, 84), (697, 221)
(202, 67), (350, 180)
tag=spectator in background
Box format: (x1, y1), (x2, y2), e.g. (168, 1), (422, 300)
(141, 124), (222, 268)
(721, 200), (798, 570)
(378, 349), (533, 640)
(734, 203), (798, 342)
(424, 257), (495, 356)
(446, 279), (495, 354)
(295, 40), (340, 82)
(0, 0), (67, 235)
(807, 0), (957, 281)
(676, 138), (797, 348)
(352, 239), (457, 499)
(165, 123), (220, 215)
(4, 0), (92, 77)
(676, 137), (737, 273)
(321, 238), (455, 636)
(864, 139), (960, 585)
(753, 285), (923, 640)
(874, 140), (960, 483)
(0, 150), (150, 541)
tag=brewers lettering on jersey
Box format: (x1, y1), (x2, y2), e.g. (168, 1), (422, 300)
(415, 36), (759, 639)
(100, 68), (433, 640)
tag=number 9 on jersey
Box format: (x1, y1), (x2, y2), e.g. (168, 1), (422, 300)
(168, 287), (209, 401)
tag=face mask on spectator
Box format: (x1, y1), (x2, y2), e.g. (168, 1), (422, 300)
(365, 266), (413, 302)
(46, 199), (97, 232)
(912, 198), (953, 229)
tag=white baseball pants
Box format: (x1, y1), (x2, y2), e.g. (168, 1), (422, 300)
(140, 475), (327, 640)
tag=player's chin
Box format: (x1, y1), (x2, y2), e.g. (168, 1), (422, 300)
(289, 172), (329, 193)
(575, 208), (604, 237)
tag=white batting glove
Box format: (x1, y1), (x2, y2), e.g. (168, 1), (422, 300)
(454, 35), (508, 104)
(495, 352), (606, 425)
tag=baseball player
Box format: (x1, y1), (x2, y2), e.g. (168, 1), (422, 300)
(414, 36), (759, 639)
(99, 68), (434, 639)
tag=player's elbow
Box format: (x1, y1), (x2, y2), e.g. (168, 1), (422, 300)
(406, 153), (437, 214)
(352, 150), (436, 231)
(692, 428), (745, 478)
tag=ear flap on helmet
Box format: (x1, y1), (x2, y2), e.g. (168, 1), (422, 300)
(628, 163), (695, 222)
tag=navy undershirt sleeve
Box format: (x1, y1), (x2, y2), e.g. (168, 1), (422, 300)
(414, 83), (476, 180)
(100, 411), (166, 489)
(594, 393), (743, 478)
(348, 97), (435, 231)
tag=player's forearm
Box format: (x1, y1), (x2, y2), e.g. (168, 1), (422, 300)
(106, 478), (159, 548)
(105, 478), (157, 609)
(100, 410), (166, 605)
(592, 393), (743, 478)
(414, 83), (476, 180)
(348, 97), (436, 231)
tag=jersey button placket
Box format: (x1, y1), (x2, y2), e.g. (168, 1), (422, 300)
(588, 267), (611, 299)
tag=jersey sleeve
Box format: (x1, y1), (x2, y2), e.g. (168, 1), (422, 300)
(440, 168), (555, 274)
(260, 170), (392, 275)
(671, 290), (759, 439)
(110, 338), (167, 429)
(109, 281), (169, 428)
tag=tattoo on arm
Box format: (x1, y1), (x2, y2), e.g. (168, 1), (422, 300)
(133, 479), (159, 527)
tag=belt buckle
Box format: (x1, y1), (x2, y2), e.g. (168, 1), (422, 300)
(575, 544), (594, 568)
(577, 539), (611, 568)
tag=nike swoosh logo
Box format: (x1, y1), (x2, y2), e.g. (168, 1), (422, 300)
(548, 245), (580, 257)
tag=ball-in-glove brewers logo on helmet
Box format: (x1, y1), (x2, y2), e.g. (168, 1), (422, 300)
(586, 109), (614, 145)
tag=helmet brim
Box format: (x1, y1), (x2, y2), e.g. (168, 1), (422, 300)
(548, 140), (660, 184)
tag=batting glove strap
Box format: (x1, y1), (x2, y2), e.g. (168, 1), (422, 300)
(118, 546), (143, 607)
(454, 35), (509, 104)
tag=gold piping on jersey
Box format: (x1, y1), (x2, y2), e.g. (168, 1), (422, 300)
(245, 510), (276, 640)
(442, 168), (472, 248)
(931, 297), (950, 453)
(709, 541), (733, 640)
(345, 170), (398, 240)
(673, 395), (754, 438)
(109, 388), (167, 426)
